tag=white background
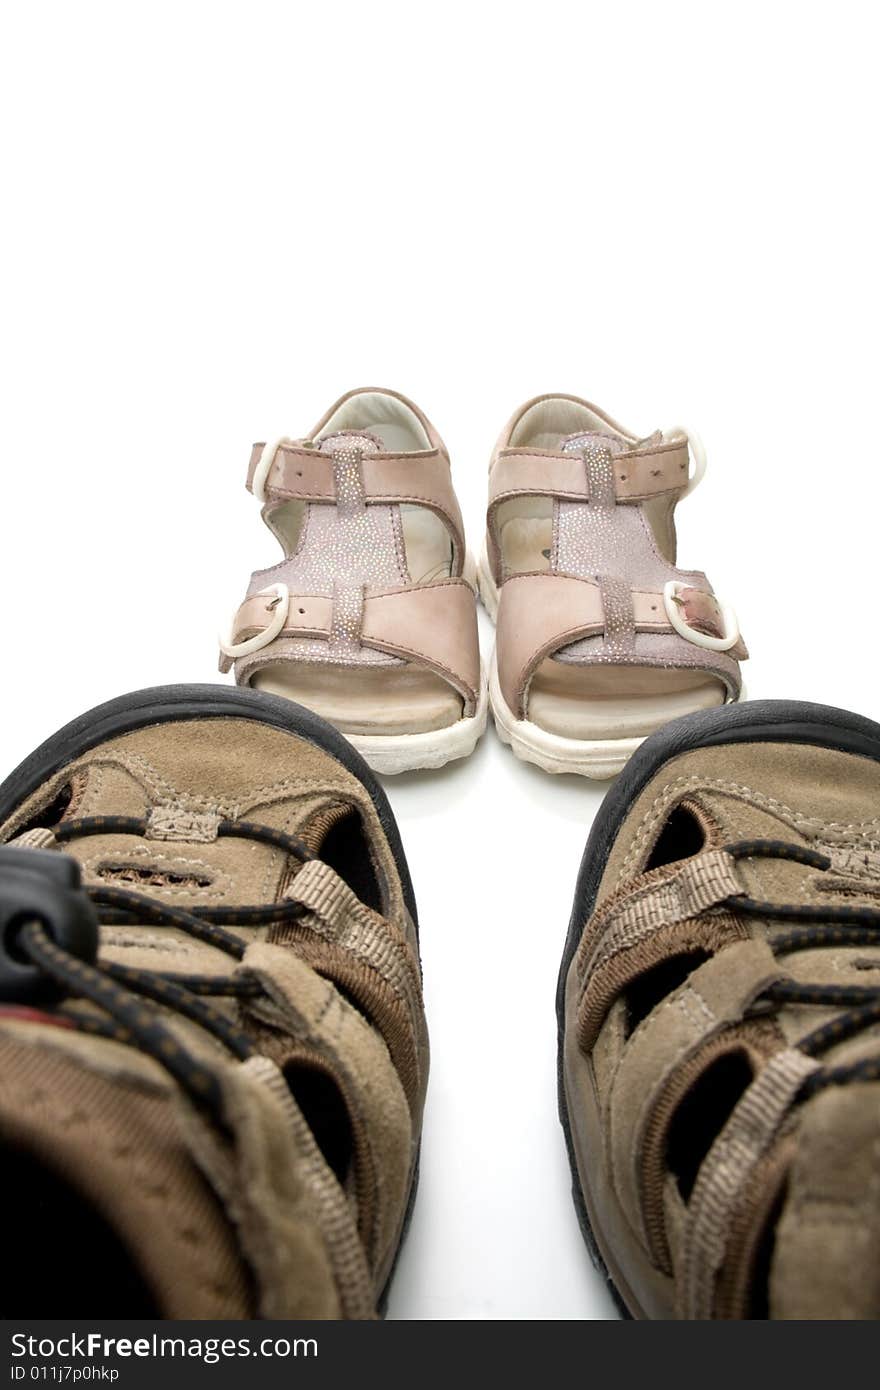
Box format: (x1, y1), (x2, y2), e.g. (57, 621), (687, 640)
(1, 1), (878, 1319)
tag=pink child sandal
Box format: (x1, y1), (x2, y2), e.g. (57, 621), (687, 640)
(480, 393), (747, 778)
(220, 388), (486, 774)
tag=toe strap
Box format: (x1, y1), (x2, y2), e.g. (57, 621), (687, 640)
(360, 581), (481, 712)
(221, 579), (481, 715)
(496, 574), (747, 719)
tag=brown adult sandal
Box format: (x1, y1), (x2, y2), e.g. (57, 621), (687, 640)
(0, 685), (427, 1317)
(559, 698), (880, 1318)
(480, 393), (747, 778)
(220, 388), (486, 774)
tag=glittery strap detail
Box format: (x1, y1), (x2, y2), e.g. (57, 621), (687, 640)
(325, 449), (373, 655)
(597, 575), (635, 658)
(332, 445), (368, 518)
(582, 441), (617, 506)
(555, 445), (635, 663)
(553, 441), (620, 577)
(327, 582), (364, 660)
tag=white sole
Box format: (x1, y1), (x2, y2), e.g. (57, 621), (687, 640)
(478, 543), (741, 780)
(348, 669), (488, 775)
(487, 651), (642, 778)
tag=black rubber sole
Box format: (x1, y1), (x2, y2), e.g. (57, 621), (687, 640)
(555, 697), (880, 1319)
(0, 682), (421, 1315)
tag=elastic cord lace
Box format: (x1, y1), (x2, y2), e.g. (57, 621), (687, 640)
(723, 839), (880, 1096)
(13, 815), (313, 1128)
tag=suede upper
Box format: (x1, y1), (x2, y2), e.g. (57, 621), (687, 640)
(221, 388), (481, 719)
(485, 394), (747, 721)
(563, 734), (880, 1319)
(0, 707), (428, 1319)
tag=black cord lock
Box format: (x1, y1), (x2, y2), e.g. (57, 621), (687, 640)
(0, 847), (99, 1003)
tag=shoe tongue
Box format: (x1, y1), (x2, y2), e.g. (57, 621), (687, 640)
(317, 429), (384, 454)
(560, 429), (663, 455)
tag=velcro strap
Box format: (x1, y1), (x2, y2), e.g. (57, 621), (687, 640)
(495, 574), (671, 719)
(222, 580), (481, 712)
(495, 573), (743, 719)
(246, 443), (465, 556)
(487, 439), (690, 512)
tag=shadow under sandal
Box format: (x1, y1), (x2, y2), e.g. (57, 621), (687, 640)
(559, 699), (880, 1318)
(0, 685), (427, 1318)
(480, 393), (747, 778)
(220, 387), (486, 774)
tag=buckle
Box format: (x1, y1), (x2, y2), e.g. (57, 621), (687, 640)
(663, 581), (740, 653)
(252, 436), (295, 504)
(0, 847), (99, 1003)
(218, 583), (290, 661)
